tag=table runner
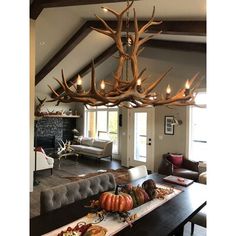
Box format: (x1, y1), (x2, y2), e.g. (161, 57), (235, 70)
(43, 184), (182, 236)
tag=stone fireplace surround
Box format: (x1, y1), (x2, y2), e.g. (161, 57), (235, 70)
(34, 117), (76, 150)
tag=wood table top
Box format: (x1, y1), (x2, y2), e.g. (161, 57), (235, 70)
(30, 173), (206, 236)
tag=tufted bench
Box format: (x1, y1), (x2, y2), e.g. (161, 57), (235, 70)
(40, 173), (116, 214)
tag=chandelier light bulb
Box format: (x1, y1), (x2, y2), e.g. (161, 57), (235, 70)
(184, 79), (190, 96)
(128, 37), (132, 47)
(137, 79), (142, 86)
(77, 75), (82, 86)
(102, 7), (108, 12)
(100, 80), (105, 90)
(165, 84), (171, 99)
(153, 92), (157, 100)
(166, 84), (171, 94)
(185, 79), (190, 89)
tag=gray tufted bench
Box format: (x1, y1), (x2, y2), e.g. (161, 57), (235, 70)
(40, 173), (116, 214)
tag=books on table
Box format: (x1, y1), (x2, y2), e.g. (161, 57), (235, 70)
(163, 175), (194, 186)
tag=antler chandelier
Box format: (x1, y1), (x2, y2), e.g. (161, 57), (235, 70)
(48, 0), (201, 108)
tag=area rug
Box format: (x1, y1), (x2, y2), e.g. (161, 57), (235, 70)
(63, 168), (129, 185)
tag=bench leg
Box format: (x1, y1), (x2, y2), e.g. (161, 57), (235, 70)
(191, 222), (195, 235)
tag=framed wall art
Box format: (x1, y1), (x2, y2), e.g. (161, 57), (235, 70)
(164, 116), (174, 135)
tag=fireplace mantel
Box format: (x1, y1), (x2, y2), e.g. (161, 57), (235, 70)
(35, 115), (80, 118)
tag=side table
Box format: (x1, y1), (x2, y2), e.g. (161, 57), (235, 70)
(198, 162), (207, 184)
(199, 172), (207, 184)
(198, 161), (207, 174)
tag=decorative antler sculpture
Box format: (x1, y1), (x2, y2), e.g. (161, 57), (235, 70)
(57, 140), (74, 156)
(48, 0), (202, 108)
(35, 97), (47, 116)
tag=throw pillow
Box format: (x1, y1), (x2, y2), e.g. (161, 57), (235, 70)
(81, 137), (94, 146)
(167, 153), (183, 168)
(34, 146), (45, 154)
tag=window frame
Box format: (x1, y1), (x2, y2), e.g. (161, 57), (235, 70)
(186, 89), (207, 162)
(84, 106), (119, 154)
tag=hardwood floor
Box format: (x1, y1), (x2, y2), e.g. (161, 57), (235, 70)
(184, 222), (206, 236)
(37, 155), (122, 179)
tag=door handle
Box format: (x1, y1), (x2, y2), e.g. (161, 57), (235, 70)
(146, 143), (151, 146)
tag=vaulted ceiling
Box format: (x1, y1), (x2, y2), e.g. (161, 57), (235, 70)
(31, 0), (206, 98)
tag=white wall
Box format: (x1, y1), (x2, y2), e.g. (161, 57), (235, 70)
(35, 90), (78, 114)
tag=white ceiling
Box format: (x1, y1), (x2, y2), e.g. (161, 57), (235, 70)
(34, 0), (206, 97)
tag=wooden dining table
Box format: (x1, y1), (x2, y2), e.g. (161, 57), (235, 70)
(30, 173), (206, 236)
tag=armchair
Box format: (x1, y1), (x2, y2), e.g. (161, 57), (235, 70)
(158, 153), (199, 181)
(34, 147), (54, 175)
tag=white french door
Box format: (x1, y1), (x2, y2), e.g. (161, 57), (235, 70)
(128, 108), (155, 172)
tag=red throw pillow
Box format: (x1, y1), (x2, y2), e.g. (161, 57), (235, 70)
(34, 146), (45, 154)
(167, 154), (183, 168)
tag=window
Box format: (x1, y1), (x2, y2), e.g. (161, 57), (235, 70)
(85, 106), (119, 154)
(134, 112), (147, 162)
(188, 91), (207, 162)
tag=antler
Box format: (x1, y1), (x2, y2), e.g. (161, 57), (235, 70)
(35, 97), (47, 116)
(47, 1), (202, 108)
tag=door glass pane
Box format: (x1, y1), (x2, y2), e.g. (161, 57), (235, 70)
(108, 111), (118, 154)
(108, 111), (118, 133)
(87, 111), (96, 138)
(134, 112), (147, 162)
(97, 111), (107, 133)
(109, 133), (118, 154)
(98, 131), (109, 140)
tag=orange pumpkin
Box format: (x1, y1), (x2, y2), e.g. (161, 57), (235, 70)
(99, 187), (133, 212)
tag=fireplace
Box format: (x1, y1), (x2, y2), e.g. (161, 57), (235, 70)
(34, 117), (76, 150)
(36, 136), (55, 149)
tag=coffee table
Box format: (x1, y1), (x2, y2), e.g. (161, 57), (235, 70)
(58, 151), (79, 161)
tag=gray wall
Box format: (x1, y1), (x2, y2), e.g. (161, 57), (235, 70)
(119, 46), (206, 171)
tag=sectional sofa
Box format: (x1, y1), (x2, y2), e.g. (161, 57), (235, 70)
(71, 137), (113, 160)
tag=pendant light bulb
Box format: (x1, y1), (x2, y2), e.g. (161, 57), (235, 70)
(166, 84), (171, 94)
(137, 79), (141, 86)
(77, 75), (82, 86)
(102, 7), (108, 12)
(185, 79), (190, 89)
(101, 80), (105, 90)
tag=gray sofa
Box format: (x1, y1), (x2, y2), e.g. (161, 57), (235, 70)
(40, 173), (116, 214)
(71, 137), (113, 160)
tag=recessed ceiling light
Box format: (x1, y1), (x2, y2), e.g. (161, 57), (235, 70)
(102, 7), (108, 12)
(39, 41), (46, 46)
